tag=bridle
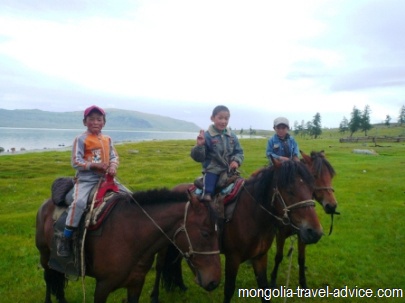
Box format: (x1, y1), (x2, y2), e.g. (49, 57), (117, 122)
(313, 186), (335, 192)
(126, 196), (219, 288)
(242, 183), (316, 231)
(173, 201), (220, 260)
(264, 187), (315, 230)
(129, 195), (219, 263)
(312, 185), (340, 235)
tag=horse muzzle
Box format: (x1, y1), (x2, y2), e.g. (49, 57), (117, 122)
(299, 224), (323, 244)
(194, 270), (220, 291)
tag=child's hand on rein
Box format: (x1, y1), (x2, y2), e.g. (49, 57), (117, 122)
(229, 161), (239, 170)
(107, 165), (117, 176)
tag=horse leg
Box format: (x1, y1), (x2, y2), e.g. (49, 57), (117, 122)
(150, 250), (165, 303)
(269, 231), (286, 288)
(223, 256), (241, 303)
(172, 256), (187, 291)
(127, 287), (143, 303)
(159, 244), (187, 292)
(94, 280), (113, 303)
(150, 269), (161, 303)
(43, 267), (67, 303)
(251, 255), (270, 303)
(297, 239), (308, 288)
(39, 246), (66, 303)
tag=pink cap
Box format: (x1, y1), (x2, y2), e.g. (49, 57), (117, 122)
(84, 105), (105, 118)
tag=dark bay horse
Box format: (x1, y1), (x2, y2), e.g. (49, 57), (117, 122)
(270, 150), (338, 288)
(36, 188), (221, 303)
(153, 158), (323, 303)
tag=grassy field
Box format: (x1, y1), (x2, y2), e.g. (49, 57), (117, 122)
(0, 125), (404, 302)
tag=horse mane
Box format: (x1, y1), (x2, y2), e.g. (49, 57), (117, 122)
(310, 151), (336, 177)
(245, 160), (314, 204)
(122, 188), (189, 206)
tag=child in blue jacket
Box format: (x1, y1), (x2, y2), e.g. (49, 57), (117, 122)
(266, 117), (299, 162)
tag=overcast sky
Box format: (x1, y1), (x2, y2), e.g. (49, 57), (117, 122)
(1, 0), (404, 130)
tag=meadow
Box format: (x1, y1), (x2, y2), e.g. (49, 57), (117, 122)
(0, 126), (404, 302)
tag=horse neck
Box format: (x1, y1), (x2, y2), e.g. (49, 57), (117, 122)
(233, 183), (277, 230)
(140, 201), (187, 236)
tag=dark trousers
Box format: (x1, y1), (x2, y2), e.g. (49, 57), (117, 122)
(203, 172), (219, 196)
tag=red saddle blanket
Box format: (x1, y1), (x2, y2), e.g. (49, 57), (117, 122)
(94, 174), (119, 208)
(223, 178), (245, 204)
(190, 177), (245, 205)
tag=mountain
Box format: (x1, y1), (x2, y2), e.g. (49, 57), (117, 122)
(0, 108), (200, 132)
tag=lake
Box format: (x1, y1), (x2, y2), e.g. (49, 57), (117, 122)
(0, 127), (198, 152)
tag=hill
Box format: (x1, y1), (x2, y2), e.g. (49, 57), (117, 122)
(0, 108), (200, 131)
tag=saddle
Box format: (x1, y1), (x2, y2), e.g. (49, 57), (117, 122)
(49, 175), (125, 279)
(51, 174), (119, 207)
(192, 174), (245, 221)
(51, 176), (124, 228)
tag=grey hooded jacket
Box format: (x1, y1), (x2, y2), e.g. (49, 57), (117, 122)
(191, 125), (244, 175)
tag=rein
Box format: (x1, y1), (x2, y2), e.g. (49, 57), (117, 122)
(80, 177), (103, 303)
(243, 184), (315, 230)
(129, 196), (219, 262)
(173, 201), (220, 258)
(313, 186), (340, 235)
(267, 188), (315, 230)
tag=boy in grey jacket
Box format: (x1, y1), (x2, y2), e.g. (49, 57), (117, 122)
(191, 105), (244, 202)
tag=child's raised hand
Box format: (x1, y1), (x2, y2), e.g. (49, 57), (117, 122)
(196, 130), (205, 146)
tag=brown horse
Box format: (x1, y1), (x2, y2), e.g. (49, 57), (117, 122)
(152, 158), (323, 303)
(35, 188), (221, 303)
(270, 150), (338, 288)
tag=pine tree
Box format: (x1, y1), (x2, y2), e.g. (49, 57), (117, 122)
(349, 106), (362, 137)
(360, 105), (372, 136)
(398, 105), (405, 125)
(339, 116), (349, 134)
(311, 112), (322, 139)
(385, 115), (391, 127)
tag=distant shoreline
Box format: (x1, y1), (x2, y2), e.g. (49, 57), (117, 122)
(0, 135), (266, 156)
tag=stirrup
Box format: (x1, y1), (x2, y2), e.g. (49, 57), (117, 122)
(57, 237), (71, 258)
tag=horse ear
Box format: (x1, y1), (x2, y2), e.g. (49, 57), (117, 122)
(300, 150), (311, 164)
(270, 155), (282, 168)
(188, 189), (201, 209)
(319, 150), (325, 157)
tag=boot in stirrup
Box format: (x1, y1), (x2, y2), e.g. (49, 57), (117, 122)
(57, 236), (71, 258)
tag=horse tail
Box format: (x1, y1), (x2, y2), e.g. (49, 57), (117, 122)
(161, 244), (187, 292)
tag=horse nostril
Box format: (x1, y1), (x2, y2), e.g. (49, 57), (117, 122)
(301, 227), (323, 244)
(205, 280), (219, 291)
(324, 204), (336, 214)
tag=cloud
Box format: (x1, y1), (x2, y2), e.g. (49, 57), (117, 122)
(0, 0), (404, 129)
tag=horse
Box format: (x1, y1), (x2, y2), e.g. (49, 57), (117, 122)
(270, 150), (338, 289)
(35, 188), (221, 303)
(151, 158), (323, 303)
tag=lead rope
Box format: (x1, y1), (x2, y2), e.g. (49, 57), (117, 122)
(284, 235), (297, 303)
(80, 177), (103, 303)
(117, 177), (219, 257)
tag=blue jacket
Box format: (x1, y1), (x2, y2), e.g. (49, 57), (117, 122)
(191, 125), (244, 175)
(266, 133), (299, 160)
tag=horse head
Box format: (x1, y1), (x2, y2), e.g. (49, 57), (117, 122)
(174, 190), (221, 291)
(269, 156), (323, 244)
(300, 150), (338, 214)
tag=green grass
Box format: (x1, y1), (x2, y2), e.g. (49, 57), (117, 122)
(1, 127), (405, 302)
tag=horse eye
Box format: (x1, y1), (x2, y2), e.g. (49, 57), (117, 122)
(201, 230), (209, 238)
